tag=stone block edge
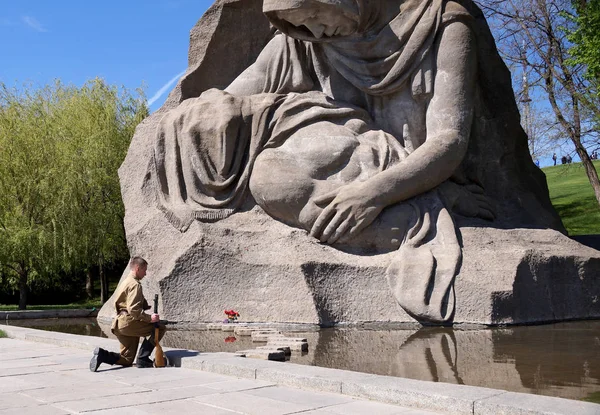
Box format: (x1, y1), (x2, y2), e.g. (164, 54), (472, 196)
(0, 309), (99, 320)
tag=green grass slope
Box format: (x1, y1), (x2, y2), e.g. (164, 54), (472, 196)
(542, 160), (600, 236)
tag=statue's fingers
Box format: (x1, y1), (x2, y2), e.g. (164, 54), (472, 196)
(312, 189), (340, 206)
(321, 211), (347, 243)
(451, 170), (468, 185)
(347, 218), (369, 239)
(478, 207), (496, 221)
(476, 197), (496, 214)
(466, 183), (485, 194)
(481, 201), (495, 213)
(327, 217), (353, 245)
(310, 206), (336, 239)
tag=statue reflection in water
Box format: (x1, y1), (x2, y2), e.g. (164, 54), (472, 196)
(307, 322), (600, 401)
(94, 319), (600, 401)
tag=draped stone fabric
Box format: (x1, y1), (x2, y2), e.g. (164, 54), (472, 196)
(264, 0), (455, 96)
(152, 90), (284, 231)
(153, 89), (407, 230)
(387, 193), (461, 323)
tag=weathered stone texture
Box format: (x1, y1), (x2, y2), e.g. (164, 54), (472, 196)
(98, 0), (600, 326)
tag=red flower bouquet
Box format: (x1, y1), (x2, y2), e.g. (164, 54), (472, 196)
(224, 309), (240, 322)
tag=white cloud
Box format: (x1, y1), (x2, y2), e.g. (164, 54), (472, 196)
(148, 69), (186, 107)
(22, 16), (47, 32)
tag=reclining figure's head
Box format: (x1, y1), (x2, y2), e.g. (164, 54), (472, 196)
(264, 0), (360, 39)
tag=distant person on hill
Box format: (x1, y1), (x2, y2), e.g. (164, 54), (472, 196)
(567, 155), (572, 164)
(552, 153), (557, 166)
(561, 156), (567, 165)
(535, 159), (540, 167)
(89, 257), (165, 371)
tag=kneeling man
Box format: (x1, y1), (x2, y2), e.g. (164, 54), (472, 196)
(90, 257), (166, 371)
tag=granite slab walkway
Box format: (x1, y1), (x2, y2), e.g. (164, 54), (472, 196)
(1, 325), (599, 415)
(0, 337), (436, 415)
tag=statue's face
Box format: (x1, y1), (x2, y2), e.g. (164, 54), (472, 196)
(276, 4), (358, 38)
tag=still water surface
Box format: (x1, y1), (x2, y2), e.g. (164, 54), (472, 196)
(3, 318), (599, 402)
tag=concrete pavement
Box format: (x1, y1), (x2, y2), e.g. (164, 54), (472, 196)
(0, 337), (437, 415)
(1, 325), (599, 415)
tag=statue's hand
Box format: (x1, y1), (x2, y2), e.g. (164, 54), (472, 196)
(440, 181), (495, 221)
(310, 183), (384, 245)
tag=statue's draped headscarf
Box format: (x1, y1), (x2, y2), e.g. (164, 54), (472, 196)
(263, 0), (464, 96)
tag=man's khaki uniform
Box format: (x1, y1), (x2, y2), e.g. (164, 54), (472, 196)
(110, 272), (166, 366)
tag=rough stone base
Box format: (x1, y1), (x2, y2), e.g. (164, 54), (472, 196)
(99, 206), (600, 326)
(454, 225), (600, 325)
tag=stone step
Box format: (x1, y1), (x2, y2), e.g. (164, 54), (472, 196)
(233, 327), (254, 336)
(221, 325), (236, 332)
(266, 341), (308, 353)
(256, 345), (291, 356)
(207, 323), (223, 330)
(267, 336), (307, 343)
(250, 329), (281, 335)
(251, 331), (282, 342)
(234, 349), (286, 361)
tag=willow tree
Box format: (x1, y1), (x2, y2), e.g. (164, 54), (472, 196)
(0, 80), (147, 309)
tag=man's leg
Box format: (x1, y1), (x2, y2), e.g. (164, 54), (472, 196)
(116, 320), (165, 367)
(89, 346), (125, 372)
(90, 318), (133, 372)
(114, 334), (140, 366)
(136, 324), (167, 367)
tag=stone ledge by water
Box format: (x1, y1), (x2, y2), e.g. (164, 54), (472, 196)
(0, 309), (98, 320)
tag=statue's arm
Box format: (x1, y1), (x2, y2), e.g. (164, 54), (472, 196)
(225, 38), (276, 96)
(225, 34), (314, 96)
(364, 20), (476, 206)
(310, 21), (476, 243)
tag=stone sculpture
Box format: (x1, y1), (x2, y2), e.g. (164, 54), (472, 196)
(98, 0), (600, 327)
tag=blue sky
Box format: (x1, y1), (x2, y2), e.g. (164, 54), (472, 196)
(0, 0), (214, 111)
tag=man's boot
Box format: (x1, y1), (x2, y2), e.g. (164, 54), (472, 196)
(135, 338), (155, 368)
(89, 347), (120, 372)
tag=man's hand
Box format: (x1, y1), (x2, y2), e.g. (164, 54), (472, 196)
(151, 313), (160, 323)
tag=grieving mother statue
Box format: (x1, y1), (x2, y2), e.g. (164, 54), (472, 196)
(153, 0), (496, 323)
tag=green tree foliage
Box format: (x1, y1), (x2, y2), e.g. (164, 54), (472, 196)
(568, 0), (600, 85)
(0, 79), (147, 309)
